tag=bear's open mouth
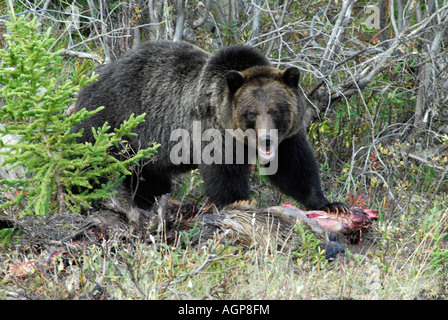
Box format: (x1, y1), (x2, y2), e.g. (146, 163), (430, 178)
(257, 135), (276, 164)
(258, 145), (275, 163)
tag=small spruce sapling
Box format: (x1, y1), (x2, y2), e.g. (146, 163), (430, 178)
(0, 13), (159, 216)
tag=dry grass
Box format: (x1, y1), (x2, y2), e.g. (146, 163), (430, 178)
(1, 183), (447, 300)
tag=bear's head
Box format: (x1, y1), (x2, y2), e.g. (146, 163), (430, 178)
(226, 66), (305, 163)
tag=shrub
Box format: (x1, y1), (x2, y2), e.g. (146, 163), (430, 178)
(0, 12), (159, 216)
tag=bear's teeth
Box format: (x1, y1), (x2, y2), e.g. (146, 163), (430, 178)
(258, 146), (275, 164)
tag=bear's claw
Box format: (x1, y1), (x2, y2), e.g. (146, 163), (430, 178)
(320, 202), (350, 215)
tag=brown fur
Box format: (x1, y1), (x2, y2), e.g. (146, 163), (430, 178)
(74, 41), (346, 213)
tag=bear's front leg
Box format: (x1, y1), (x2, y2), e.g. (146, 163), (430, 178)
(267, 131), (348, 213)
(199, 163), (251, 207)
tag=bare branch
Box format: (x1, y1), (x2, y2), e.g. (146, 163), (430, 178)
(320, 0), (355, 75)
(314, 3), (448, 107)
(173, 0), (186, 42)
(60, 50), (103, 64)
(265, 0), (290, 57)
(249, 0), (262, 45)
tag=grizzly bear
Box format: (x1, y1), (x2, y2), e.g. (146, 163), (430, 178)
(74, 41), (347, 213)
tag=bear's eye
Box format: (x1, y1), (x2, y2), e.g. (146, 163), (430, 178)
(269, 110), (280, 118)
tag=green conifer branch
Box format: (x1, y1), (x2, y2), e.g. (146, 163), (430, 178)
(0, 13), (159, 216)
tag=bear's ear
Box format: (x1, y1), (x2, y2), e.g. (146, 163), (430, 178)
(226, 70), (245, 95)
(281, 67), (300, 89)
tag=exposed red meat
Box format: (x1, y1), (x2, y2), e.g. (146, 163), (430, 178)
(281, 202), (378, 242)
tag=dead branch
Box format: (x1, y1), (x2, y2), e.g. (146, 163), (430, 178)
(320, 0), (355, 75)
(311, 3), (448, 110)
(173, 0), (185, 42)
(248, 0), (262, 45)
(60, 50), (103, 64)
